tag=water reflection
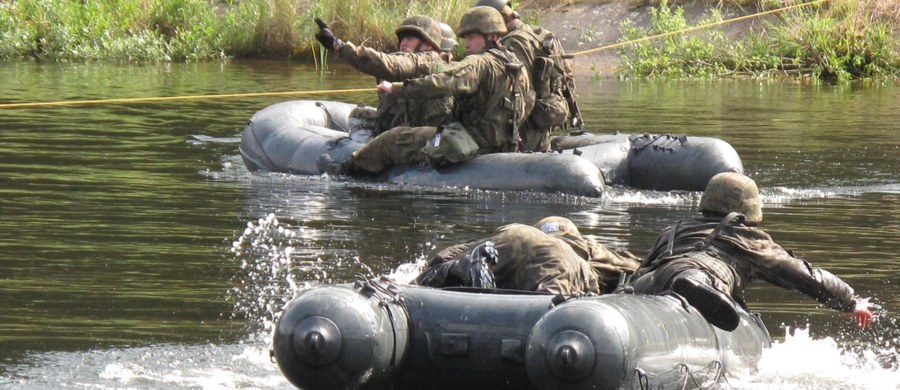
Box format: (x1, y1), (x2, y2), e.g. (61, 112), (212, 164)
(0, 60), (897, 387)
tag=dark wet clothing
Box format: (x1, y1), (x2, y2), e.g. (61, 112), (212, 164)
(414, 221), (640, 295)
(338, 43), (453, 133)
(631, 214), (859, 313)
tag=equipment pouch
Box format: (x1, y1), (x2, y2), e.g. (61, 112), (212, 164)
(420, 122), (480, 167)
(533, 57), (554, 99)
(529, 94), (569, 129)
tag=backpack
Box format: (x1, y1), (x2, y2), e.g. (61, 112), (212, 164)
(505, 26), (582, 130)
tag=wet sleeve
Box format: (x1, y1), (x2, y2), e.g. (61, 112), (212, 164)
(338, 43), (432, 81)
(750, 238), (858, 312)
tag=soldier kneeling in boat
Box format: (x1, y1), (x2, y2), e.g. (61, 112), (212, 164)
(319, 6), (535, 175)
(630, 172), (874, 331)
(414, 216), (641, 295)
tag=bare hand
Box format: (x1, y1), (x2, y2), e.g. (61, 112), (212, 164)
(377, 80), (394, 94)
(850, 308), (874, 329)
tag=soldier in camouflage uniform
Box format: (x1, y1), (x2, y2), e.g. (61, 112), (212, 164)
(630, 172), (874, 331)
(339, 6), (535, 174)
(315, 15), (454, 134)
(475, 0), (580, 152)
(414, 216), (641, 295)
(437, 22), (459, 62)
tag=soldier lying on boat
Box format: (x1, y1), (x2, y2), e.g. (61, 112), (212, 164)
(315, 15), (454, 136)
(414, 216), (641, 295)
(317, 6), (535, 176)
(630, 172), (875, 331)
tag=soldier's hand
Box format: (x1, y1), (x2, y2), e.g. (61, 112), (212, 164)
(314, 18), (342, 51)
(376, 80), (394, 94)
(850, 308), (874, 329)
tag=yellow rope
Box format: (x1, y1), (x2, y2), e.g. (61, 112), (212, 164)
(0, 87), (377, 109)
(571, 0), (826, 57)
(0, 0), (826, 109)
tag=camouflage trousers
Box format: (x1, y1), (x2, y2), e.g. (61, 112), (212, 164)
(350, 126), (437, 173)
(518, 125), (551, 153)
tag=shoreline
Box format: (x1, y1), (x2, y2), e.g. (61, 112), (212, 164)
(532, 2), (771, 76)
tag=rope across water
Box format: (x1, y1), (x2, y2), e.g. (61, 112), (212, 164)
(0, 0), (826, 109)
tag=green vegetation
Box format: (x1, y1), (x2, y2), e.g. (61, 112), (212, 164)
(1, 0), (897, 80)
(0, 0), (289, 61)
(618, 0), (900, 80)
(0, 0), (472, 62)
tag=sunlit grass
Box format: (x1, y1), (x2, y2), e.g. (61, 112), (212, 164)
(617, 0), (900, 80)
(0, 0), (897, 80)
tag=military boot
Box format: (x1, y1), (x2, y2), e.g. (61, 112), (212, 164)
(316, 153), (353, 176)
(670, 270), (740, 331)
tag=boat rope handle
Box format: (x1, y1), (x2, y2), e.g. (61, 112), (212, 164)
(0, 0), (826, 110)
(677, 360), (726, 389)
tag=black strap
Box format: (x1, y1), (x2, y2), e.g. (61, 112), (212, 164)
(665, 220), (683, 257)
(497, 48), (523, 151)
(696, 212), (746, 251)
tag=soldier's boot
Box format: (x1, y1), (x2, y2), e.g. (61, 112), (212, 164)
(670, 270), (740, 331)
(316, 153), (353, 176)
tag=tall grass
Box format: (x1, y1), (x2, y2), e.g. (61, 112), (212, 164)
(300, 0), (471, 59)
(617, 0), (900, 80)
(0, 0), (472, 62)
(1, 0), (898, 81)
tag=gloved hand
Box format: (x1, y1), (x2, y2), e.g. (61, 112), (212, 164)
(314, 17), (342, 51)
(850, 308), (874, 329)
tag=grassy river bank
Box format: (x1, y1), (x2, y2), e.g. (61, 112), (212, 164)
(1, 0), (898, 80)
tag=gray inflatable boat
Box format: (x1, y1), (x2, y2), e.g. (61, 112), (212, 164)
(272, 279), (771, 390)
(239, 100), (744, 196)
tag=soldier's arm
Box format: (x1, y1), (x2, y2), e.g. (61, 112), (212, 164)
(391, 56), (484, 99)
(751, 239), (858, 312)
(338, 42), (434, 81)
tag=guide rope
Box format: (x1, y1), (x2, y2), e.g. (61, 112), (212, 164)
(0, 0), (826, 109)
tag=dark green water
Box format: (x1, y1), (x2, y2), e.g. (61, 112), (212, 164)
(0, 61), (897, 388)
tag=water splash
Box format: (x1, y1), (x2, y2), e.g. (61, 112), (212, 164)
(226, 214), (375, 337)
(5, 343), (292, 389)
(729, 325), (900, 389)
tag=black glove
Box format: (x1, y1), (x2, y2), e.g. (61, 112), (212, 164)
(314, 17), (342, 51)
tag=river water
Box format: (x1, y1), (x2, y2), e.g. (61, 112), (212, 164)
(0, 60), (897, 389)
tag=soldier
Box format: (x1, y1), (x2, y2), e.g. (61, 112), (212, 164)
(314, 15), (453, 134)
(437, 22), (459, 62)
(324, 6), (534, 175)
(414, 216), (641, 295)
(630, 172), (874, 331)
(474, 0), (582, 152)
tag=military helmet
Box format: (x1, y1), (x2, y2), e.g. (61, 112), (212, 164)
(699, 172), (762, 224)
(474, 0), (512, 10)
(437, 22), (458, 52)
(395, 15), (443, 51)
(457, 6), (507, 37)
(534, 216), (581, 237)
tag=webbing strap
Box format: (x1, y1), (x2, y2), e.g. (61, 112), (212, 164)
(696, 212), (746, 251)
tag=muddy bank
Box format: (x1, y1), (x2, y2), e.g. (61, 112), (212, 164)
(530, 2), (773, 76)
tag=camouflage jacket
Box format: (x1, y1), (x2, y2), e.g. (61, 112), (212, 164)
(390, 48), (535, 153)
(639, 216), (858, 312)
(338, 43), (453, 133)
(414, 224), (600, 295)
